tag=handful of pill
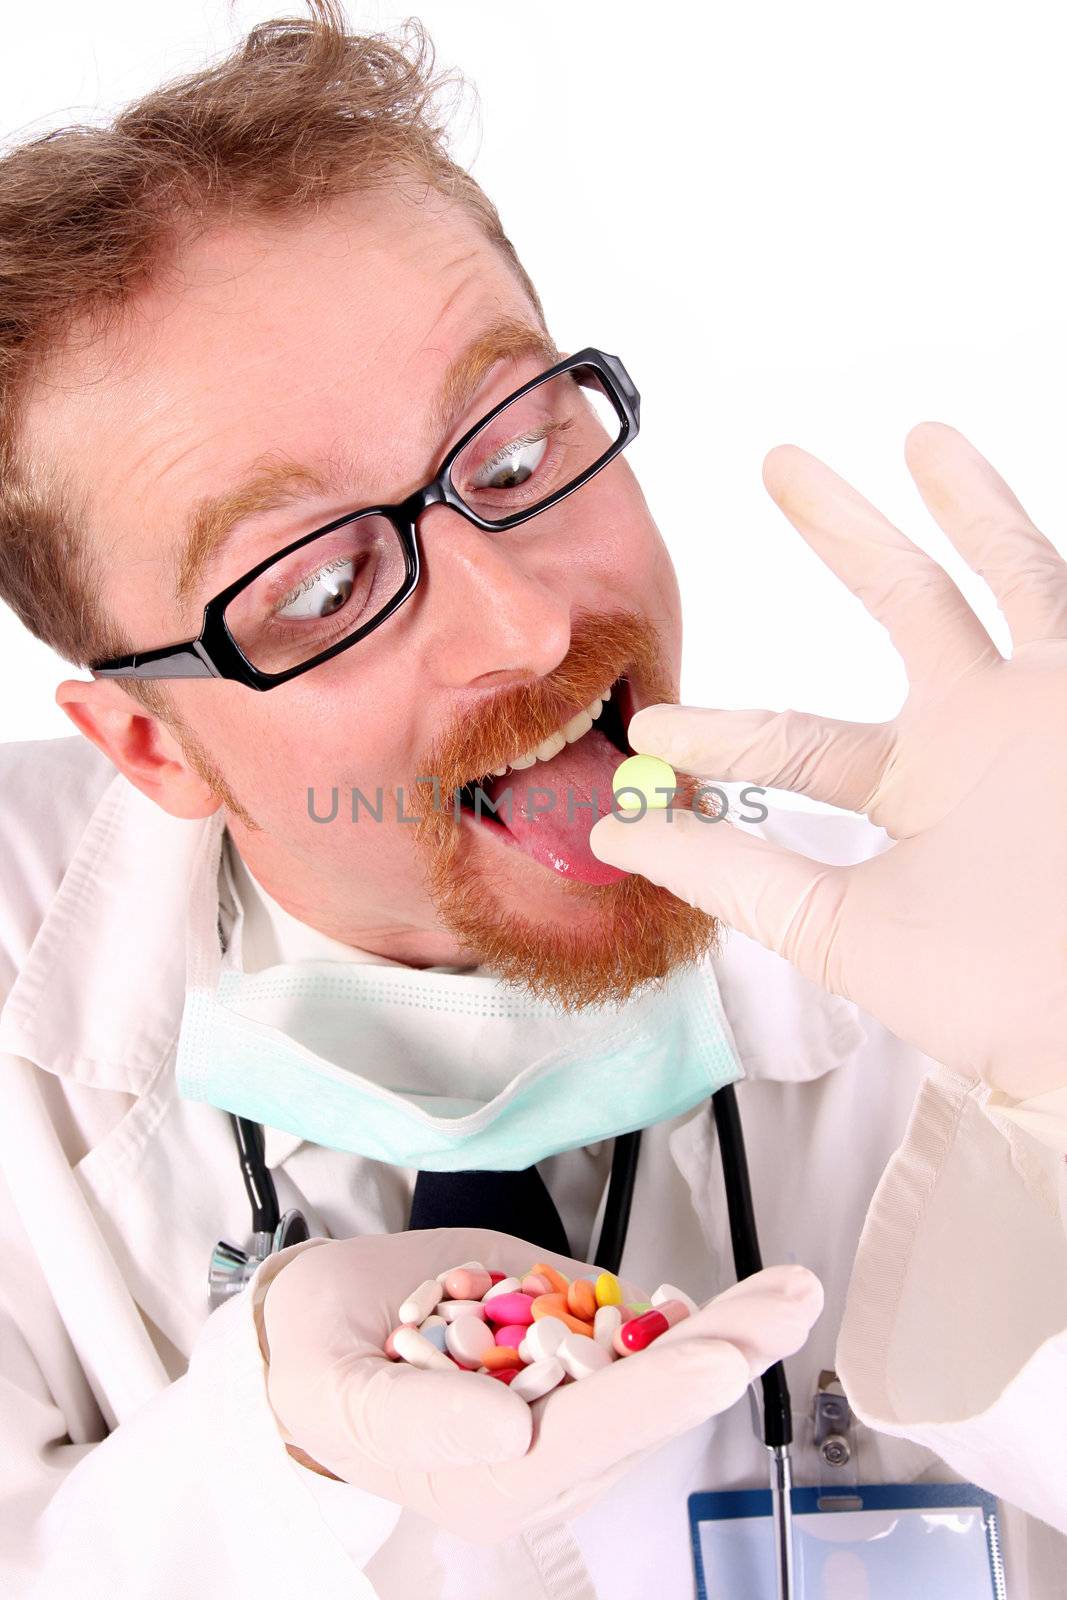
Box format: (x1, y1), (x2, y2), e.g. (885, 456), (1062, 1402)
(384, 1259), (700, 1402)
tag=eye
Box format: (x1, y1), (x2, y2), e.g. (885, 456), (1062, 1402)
(471, 431), (550, 491)
(275, 554), (356, 620)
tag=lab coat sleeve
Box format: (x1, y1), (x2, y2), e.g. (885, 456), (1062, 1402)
(835, 1061), (1067, 1533)
(0, 1227), (401, 1598)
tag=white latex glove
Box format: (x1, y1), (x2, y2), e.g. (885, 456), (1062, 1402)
(257, 1227), (822, 1547)
(590, 422), (1067, 1109)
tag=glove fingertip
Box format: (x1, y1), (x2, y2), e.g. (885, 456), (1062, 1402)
(626, 703), (687, 755)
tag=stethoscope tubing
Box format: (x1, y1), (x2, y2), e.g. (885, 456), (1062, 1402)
(229, 1115), (280, 1234)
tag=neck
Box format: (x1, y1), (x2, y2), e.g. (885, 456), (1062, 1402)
(225, 819), (480, 972)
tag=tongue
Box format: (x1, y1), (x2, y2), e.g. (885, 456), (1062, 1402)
(482, 727), (629, 885)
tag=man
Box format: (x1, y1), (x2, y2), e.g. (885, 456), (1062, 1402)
(0, 6), (1064, 1597)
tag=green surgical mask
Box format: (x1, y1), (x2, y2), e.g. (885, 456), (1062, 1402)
(174, 824), (744, 1170)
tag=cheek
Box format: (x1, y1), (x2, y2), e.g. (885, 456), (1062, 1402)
(177, 683), (434, 902)
(562, 464), (680, 619)
(171, 678), (420, 836)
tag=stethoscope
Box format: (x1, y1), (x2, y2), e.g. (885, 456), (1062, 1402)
(209, 1082), (796, 1600)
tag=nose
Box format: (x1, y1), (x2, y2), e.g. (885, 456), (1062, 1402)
(415, 505), (572, 690)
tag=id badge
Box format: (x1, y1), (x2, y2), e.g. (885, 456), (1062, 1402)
(688, 1482), (1005, 1599)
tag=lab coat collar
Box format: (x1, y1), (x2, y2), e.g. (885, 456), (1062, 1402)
(0, 770), (223, 1093)
(0, 766), (866, 1126)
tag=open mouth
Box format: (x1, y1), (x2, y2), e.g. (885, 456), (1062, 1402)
(455, 675), (637, 885)
(456, 675), (633, 813)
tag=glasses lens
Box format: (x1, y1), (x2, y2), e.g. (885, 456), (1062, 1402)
(223, 514), (407, 674)
(448, 363), (623, 526)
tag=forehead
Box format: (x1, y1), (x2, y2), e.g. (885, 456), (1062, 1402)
(23, 183), (538, 592)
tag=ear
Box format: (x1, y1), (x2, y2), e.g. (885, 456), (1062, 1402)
(55, 677), (221, 820)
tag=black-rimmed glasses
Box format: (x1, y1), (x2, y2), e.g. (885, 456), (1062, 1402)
(89, 347), (640, 691)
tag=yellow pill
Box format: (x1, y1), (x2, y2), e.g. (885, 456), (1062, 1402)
(612, 754), (677, 810)
(595, 1271), (623, 1307)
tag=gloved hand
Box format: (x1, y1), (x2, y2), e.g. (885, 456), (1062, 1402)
(590, 421), (1067, 1107)
(257, 1226), (822, 1546)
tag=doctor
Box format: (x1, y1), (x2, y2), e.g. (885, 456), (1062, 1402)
(0, 7), (1065, 1598)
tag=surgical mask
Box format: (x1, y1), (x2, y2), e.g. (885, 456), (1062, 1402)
(173, 821), (744, 1170)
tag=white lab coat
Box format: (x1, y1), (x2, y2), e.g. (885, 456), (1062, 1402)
(0, 734), (1065, 1599)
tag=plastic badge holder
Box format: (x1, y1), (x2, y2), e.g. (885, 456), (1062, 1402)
(688, 1483), (1005, 1600)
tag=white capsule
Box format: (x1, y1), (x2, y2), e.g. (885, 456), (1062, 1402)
(510, 1356), (566, 1403)
(533, 730), (566, 762)
(562, 709), (594, 743)
(393, 1326), (454, 1371)
(522, 1315), (569, 1363)
(399, 1277), (444, 1324)
(593, 1304), (622, 1347)
(650, 1283), (699, 1315)
(482, 1276), (522, 1302)
(557, 1332), (614, 1381)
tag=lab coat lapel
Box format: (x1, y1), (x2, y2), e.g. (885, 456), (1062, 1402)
(72, 1062), (250, 1362)
(0, 769), (236, 1375)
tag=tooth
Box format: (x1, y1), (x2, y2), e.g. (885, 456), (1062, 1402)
(533, 730), (566, 762)
(600, 685), (612, 701)
(509, 752), (537, 769)
(562, 709), (593, 743)
(585, 697), (603, 722)
(491, 766), (508, 776)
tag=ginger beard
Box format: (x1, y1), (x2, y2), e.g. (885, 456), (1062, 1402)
(411, 609), (722, 1010)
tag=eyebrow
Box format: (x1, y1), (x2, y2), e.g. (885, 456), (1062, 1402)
(173, 314), (560, 611)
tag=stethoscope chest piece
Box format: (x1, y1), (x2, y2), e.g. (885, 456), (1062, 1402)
(208, 1207), (311, 1309)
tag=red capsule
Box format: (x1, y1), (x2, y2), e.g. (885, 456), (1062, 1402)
(618, 1299), (691, 1352)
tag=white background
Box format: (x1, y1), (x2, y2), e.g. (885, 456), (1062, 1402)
(3, 1), (1065, 808)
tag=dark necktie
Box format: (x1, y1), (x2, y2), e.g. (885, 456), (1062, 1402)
(407, 1164), (572, 1258)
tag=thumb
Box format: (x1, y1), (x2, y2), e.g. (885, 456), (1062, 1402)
(284, 1355), (534, 1494)
(589, 806), (848, 980)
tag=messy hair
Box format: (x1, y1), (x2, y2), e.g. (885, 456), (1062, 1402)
(0, 1), (545, 718)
